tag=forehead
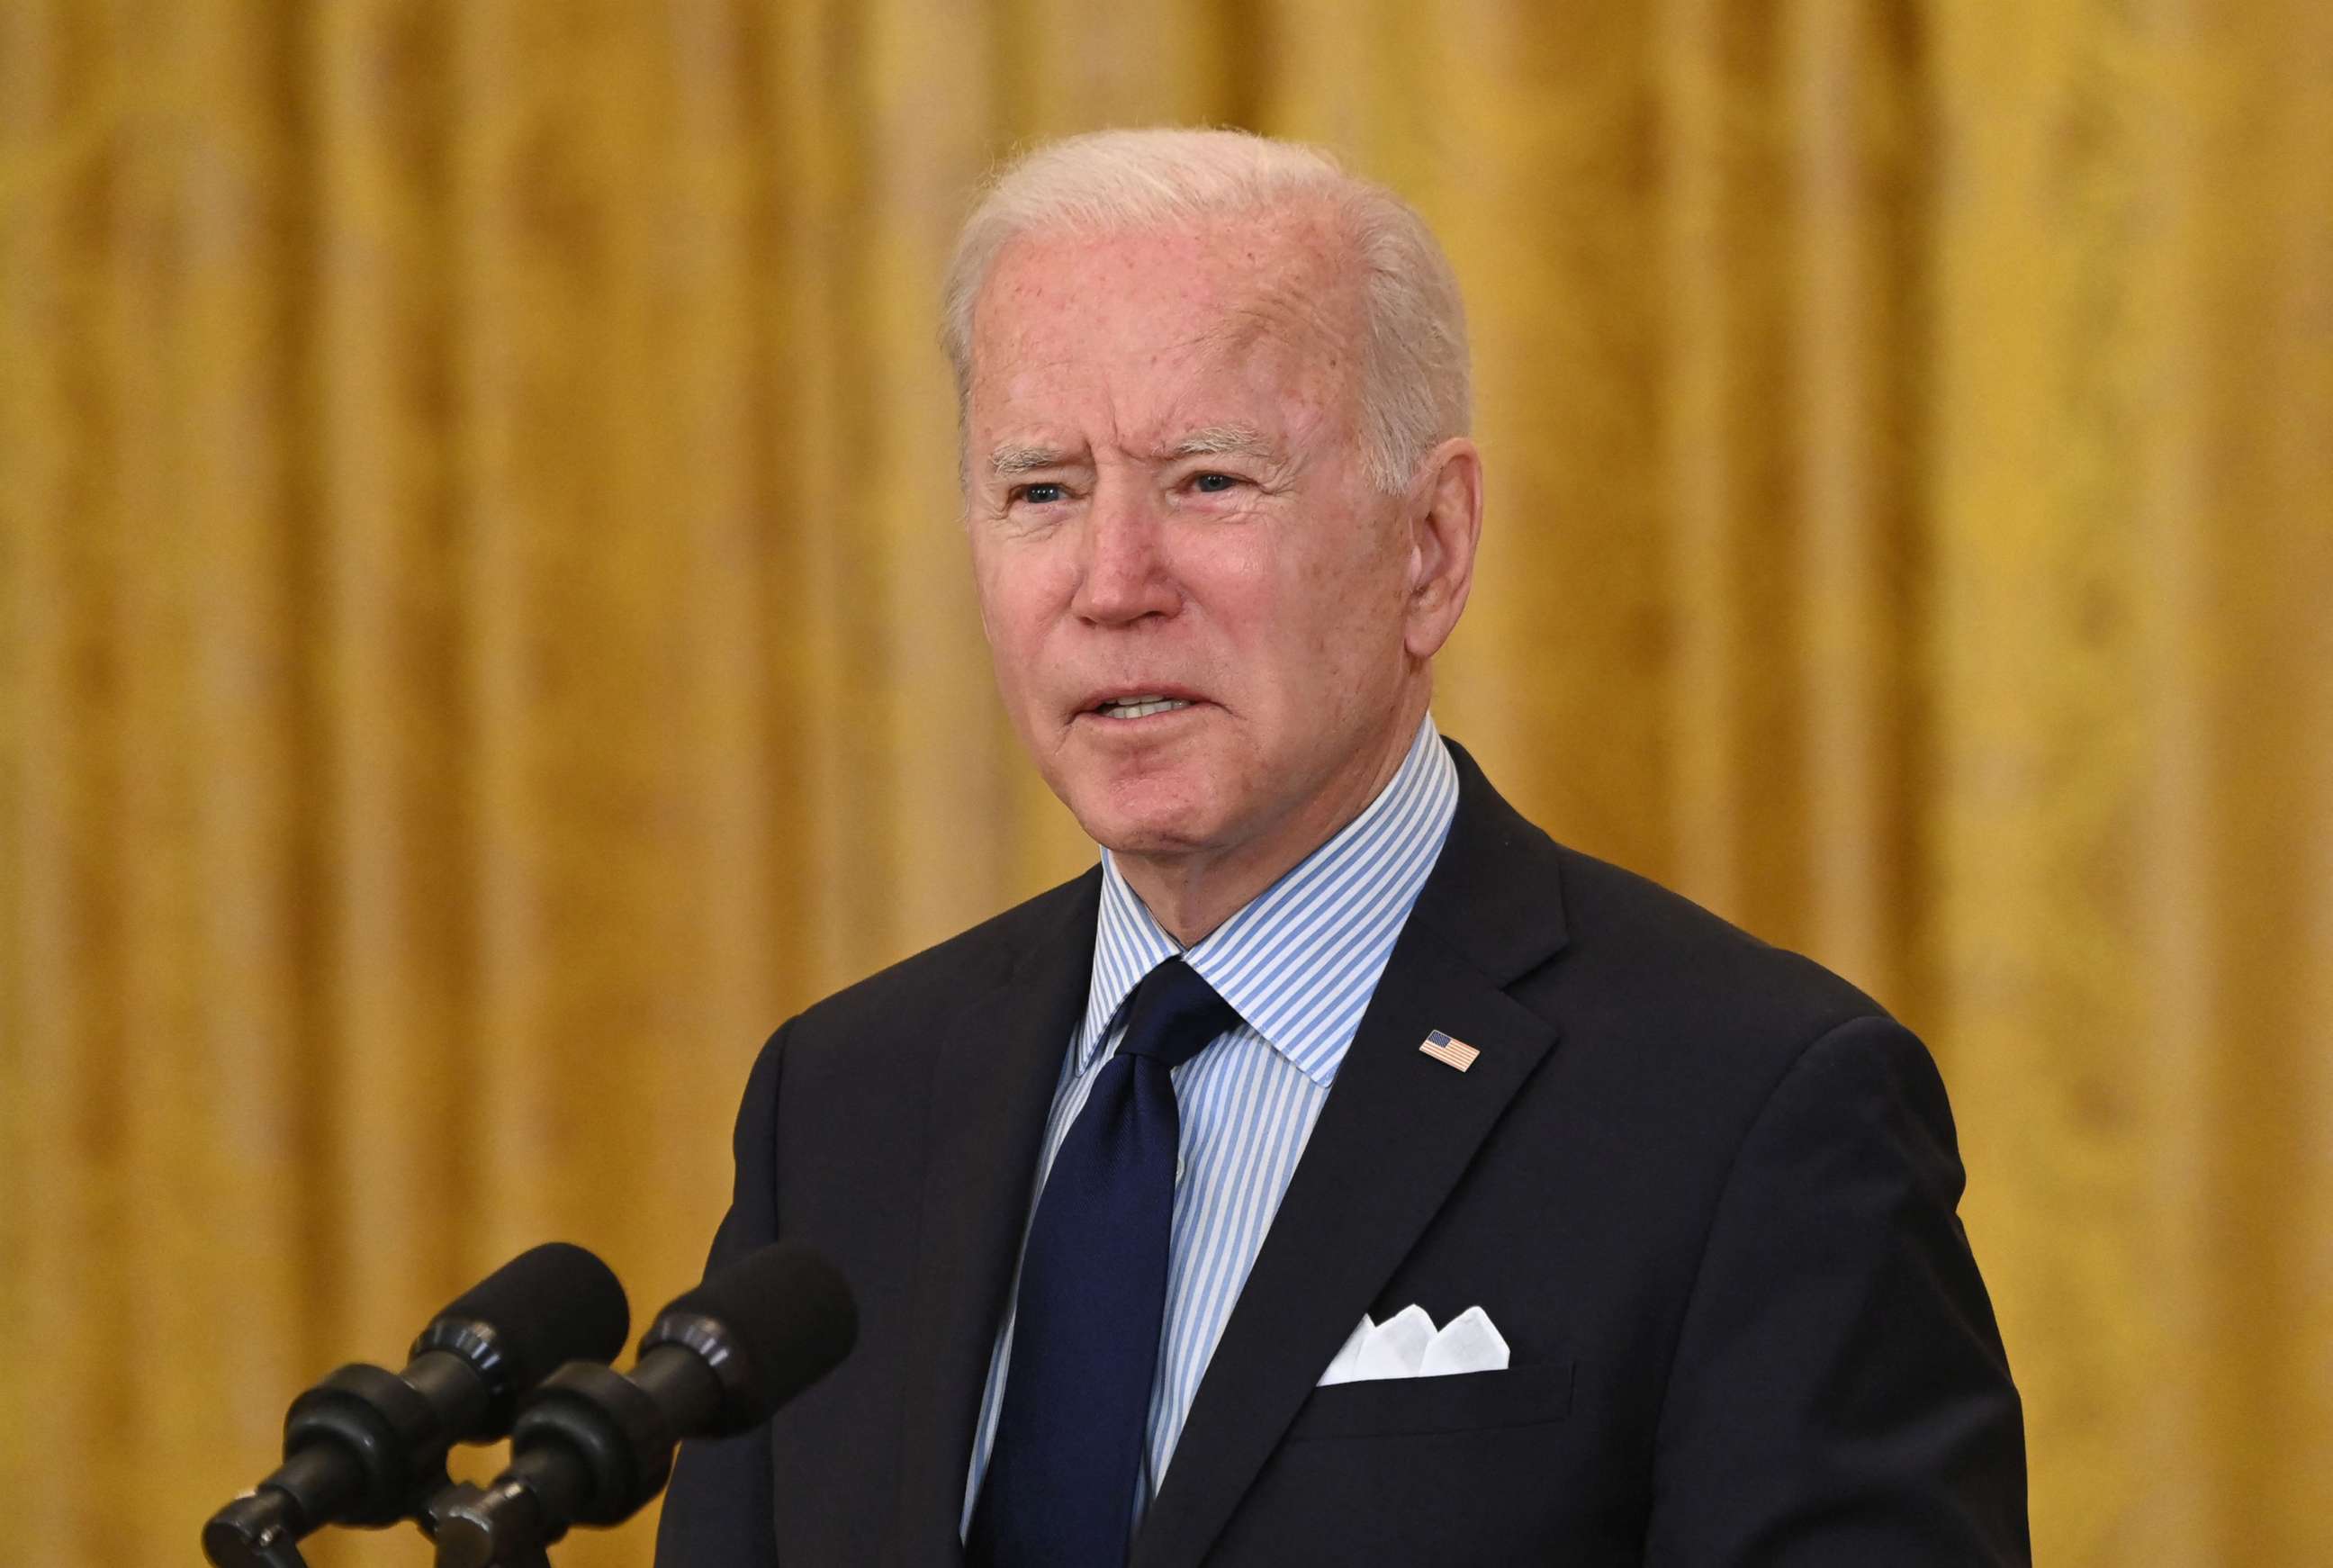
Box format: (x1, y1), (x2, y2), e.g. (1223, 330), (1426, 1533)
(967, 209), (1363, 433)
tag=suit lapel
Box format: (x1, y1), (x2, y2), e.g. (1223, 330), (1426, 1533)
(1132, 744), (1571, 1568)
(893, 870), (1102, 1567)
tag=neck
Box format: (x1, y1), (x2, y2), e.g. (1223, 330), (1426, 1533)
(1112, 699), (1427, 947)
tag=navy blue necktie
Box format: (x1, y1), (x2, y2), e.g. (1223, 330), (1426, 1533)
(968, 956), (1238, 1568)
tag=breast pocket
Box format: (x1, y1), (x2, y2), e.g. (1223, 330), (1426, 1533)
(1282, 1359), (1573, 1441)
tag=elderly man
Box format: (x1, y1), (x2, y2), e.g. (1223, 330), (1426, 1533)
(656, 129), (2028, 1567)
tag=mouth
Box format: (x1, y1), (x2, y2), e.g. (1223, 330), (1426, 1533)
(1079, 692), (1203, 723)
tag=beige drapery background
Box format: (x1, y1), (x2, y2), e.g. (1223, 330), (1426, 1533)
(2, 2), (2327, 1564)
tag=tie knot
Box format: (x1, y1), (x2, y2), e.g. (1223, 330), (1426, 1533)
(1114, 957), (1238, 1072)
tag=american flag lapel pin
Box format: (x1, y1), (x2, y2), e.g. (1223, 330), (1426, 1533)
(1419, 1029), (1481, 1072)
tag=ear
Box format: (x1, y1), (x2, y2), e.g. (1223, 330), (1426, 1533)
(1401, 437), (1484, 661)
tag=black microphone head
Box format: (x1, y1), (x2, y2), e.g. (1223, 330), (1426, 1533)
(641, 1242), (857, 1434)
(413, 1242), (631, 1400)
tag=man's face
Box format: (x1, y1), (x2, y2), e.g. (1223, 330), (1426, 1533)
(964, 210), (1428, 875)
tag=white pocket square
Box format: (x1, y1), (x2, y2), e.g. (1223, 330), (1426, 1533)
(1317, 1304), (1510, 1385)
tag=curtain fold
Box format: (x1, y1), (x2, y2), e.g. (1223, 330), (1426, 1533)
(2, 3), (2325, 1563)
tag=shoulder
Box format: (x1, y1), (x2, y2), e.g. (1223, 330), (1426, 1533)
(1436, 740), (1887, 1053)
(774, 866), (1099, 1066)
(1432, 743), (1903, 1132)
(1518, 840), (1926, 1174)
(1542, 842), (1885, 1042)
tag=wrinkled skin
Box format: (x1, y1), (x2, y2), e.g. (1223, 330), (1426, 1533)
(964, 204), (1483, 944)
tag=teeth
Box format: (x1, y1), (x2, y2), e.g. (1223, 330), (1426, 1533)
(1097, 696), (1193, 719)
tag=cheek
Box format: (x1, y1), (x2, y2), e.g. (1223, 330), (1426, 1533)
(1288, 547), (1410, 720)
(975, 548), (1059, 653)
(1280, 531), (1401, 645)
(975, 550), (1080, 730)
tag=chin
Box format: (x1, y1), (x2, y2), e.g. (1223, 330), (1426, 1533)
(1064, 776), (1227, 862)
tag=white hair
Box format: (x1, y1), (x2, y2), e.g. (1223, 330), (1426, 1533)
(941, 127), (1472, 493)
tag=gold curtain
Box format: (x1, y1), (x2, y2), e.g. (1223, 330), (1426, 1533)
(2, 3), (2327, 1564)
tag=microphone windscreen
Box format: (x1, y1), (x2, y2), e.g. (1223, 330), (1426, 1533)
(662, 1242), (858, 1418)
(430, 1242), (631, 1389)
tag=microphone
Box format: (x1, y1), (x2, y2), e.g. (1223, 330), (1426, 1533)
(427, 1241), (857, 1566)
(203, 1242), (631, 1568)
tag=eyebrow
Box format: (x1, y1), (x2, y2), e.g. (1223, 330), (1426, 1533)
(989, 444), (1079, 478)
(1159, 425), (1279, 464)
(986, 426), (1281, 478)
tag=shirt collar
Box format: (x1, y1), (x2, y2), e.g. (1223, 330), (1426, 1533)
(1079, 714), (1460, 1087)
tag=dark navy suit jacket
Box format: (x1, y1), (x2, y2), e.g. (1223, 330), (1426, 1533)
(654, 741), (2029, 1566)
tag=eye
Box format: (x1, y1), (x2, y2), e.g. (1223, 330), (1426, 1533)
(1013, 482), (1067, 506)
(1190, 472), (1241, 494)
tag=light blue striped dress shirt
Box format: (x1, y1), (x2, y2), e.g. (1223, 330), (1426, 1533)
(962, 714), (1461, 1537)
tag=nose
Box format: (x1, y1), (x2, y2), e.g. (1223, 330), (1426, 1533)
(1069, 483), (1179, 626)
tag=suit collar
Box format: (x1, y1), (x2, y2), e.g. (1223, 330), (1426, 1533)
(1132, 740), (1571, 1568)
(1406, 738), (1571, 991)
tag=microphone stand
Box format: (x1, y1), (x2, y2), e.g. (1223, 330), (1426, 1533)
(422, 1482), (554, 1568)
(242, 1543), (312, 1568)
(202, 1492), (317, 1568)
